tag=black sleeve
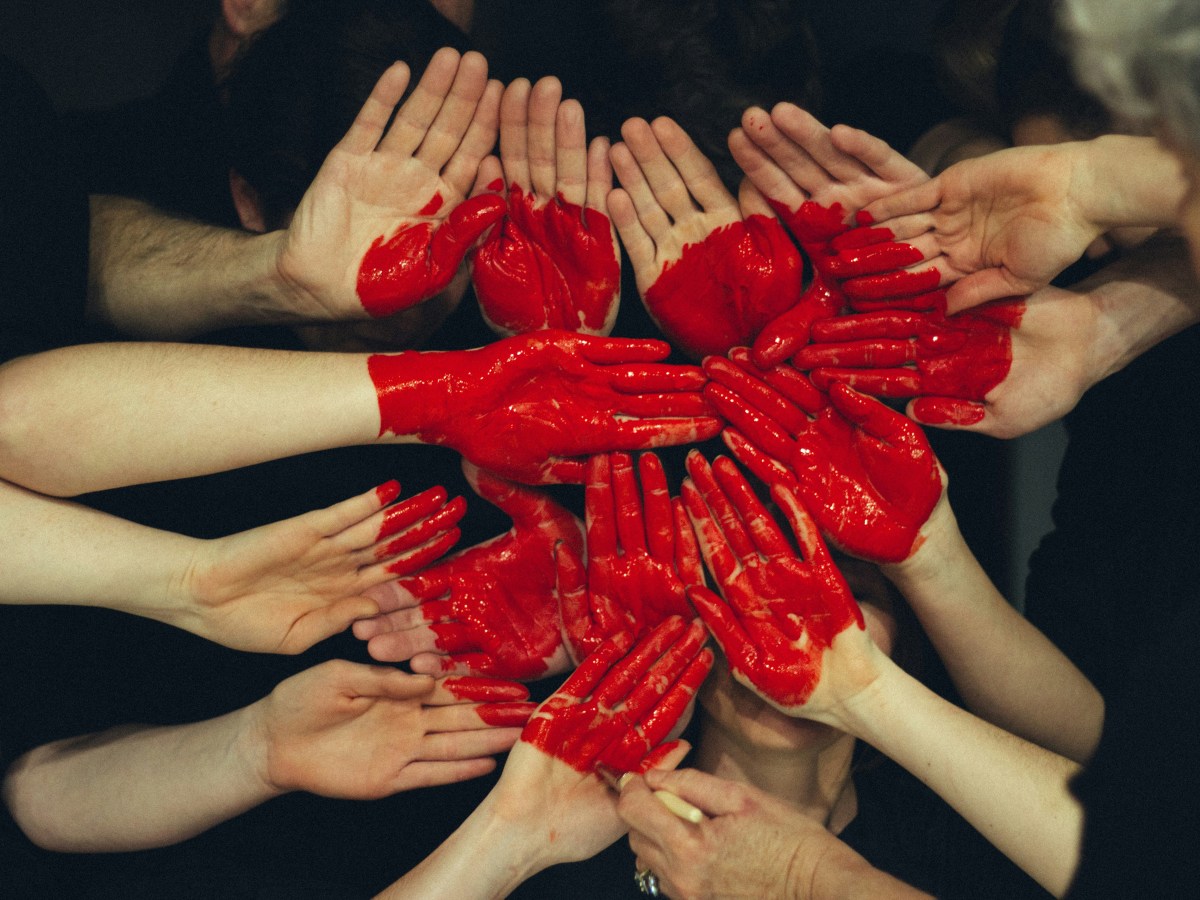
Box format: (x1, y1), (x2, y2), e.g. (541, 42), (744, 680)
(0, 56), (90, 364)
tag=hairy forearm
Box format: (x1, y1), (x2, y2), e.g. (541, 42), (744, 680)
(884, 503), (1103, 762)
(0, 341), (382, 495)
(87, 195), (306, 338)
(832, 657), (1084, 898)
(0, 478), (193, 619)
(2, 708), (273, 852)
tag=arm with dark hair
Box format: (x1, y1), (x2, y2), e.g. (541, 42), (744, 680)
(89, 51), (504, 338)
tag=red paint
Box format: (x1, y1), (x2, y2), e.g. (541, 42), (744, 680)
(371, 487), (466, 576)
(911, 397), (986, 426)
(521, 618), (713, 773)
(643, 214), (803, 360)
(374, 479), (401, 507)
(366, 330), (720, 484)
(442, 676), (531, 702)
(703, 357), (942, 563)
(418, 193), (445, 217)
(558, 452), (696, 663)
(395, 465), (584, 679)
(680, 452), (863, 711)
(748, 200), (854, 368)
(474, 701), (538, 727)
(471, 184), (621, 335)
(798, 297), (1026, 405)
(356, 193), (505, 318)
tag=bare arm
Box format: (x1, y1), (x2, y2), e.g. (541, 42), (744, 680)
(2, 662), (528, 853)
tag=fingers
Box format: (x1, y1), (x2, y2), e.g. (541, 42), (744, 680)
(442, 79), (504, 198)
(710, 456), (793, 559)
(391, 757), (499, 791)
(643, 766), (754, 817)
(337, 61), (412, 155)
(860, 177), (944, 228)
(379, 47), (461, 158)
(433, 675), (530, 704)
(586, 136), (614, 213)
(419, 725), (528, 760)
(526, 76), (562, 198)
(639, 453), (675, 564)
(362, 620), (442, 662)
(585, 453), (619, 560)
(556, 98), (588, 207)
(650, 117), (735, 213)
(324, 659), (436, 700)
(606, 183), (659, 284)
(498, 77), (533, 191)
(280, 595), (383, 653)
(413, 50), (491, 171)
(828, 382), (919, 445)
(828, 122), (927, 190)
(611, 451), (648, 556)
(423, 699), (535, 733)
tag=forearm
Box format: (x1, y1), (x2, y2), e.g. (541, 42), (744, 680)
(1078, 135), (1187, 231)
(884, 502), (1103, 762)
(832, 655), (1084, 897)
(88, 195), (307, 338)
(1075, 233), (1200, 383)
(2, 708), (274, 852)
(375, 792), (544, 900)
(0, 478), (194, 620)
(0, 341), (383, 495)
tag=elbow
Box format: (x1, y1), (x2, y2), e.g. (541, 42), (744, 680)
(2, 752), (78, 853)
(0, 354), (86, 497)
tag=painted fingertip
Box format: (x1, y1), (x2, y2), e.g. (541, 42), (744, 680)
(375, 479), (402, 506)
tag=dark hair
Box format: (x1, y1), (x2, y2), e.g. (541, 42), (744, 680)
(224, 0), (471, 228)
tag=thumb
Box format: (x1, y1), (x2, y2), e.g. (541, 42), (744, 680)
(430, 194), (507, 271)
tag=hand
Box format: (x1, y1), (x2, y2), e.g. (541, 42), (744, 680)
(520, 616), (712, 776)
(608, 116), (803, 359)
(556, 452), (702, 664)
(729, 103), (929, 366)
(368, 329), (722, 484)
(622, 768), (881, 900)
(680, 451), (864, 713)
(469, 77), (620, 336)
(704, 350), (943, 562)
(856, 142), (1110, 313)
(794, 295), (1025, 429)
(247, 661), (534, 799)
(353, 462), (584, 680)
(276, 49), (506, 320)
(182, 480), (465, 653)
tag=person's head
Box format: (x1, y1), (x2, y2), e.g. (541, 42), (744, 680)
(1061, 0), (1200, 260)
(698, 555), (915, 758)
(223, 0), (473, 350)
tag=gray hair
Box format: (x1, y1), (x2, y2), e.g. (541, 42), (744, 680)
(1061, 0), (1200, 156)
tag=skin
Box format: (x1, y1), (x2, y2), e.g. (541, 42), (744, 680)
(704, 351), (943, 564)
(469, 77), (621, 336)
(3, 662), (529, 853)
(609, 116), (803, 360)
(353, 461), (583, 680)
(374, 619), (711, 899)
(0, 478), (462, 654)
(556, 451), (701, 664)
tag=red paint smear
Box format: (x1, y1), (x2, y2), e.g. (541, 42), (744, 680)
(843, 267), (941, 302)
(374, 479), (401, 507)
(475, 701), (536, 727)
(443, 676), (530, 702)
(912, 397), (986, 426)
(471, 184), (619, 334)
(643, 214), (803, 359)
(418, 193), (445, 216)
(356, 193), (505, 317)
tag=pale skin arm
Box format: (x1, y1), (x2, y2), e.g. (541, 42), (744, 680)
(861, 134), (1187, 312)
(0, 341), (381, 496)
(0, 477), (463, 653)
(881, 493), (1104, 763)
(2, 662), (527, 853)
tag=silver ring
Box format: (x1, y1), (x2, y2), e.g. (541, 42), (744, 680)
(635, 867), (662, 897)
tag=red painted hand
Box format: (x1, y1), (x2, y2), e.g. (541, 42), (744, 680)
(726, 103), (928, 367)
(353, 462), (584, 680)
(794, 297), (1026, 427)
(679, 452), (863, 714)
(278, 49), (505, 321)
(609, 116), (802, 360)
(704, 350), (942, 563)
(368, 330), (721, 484)
(556, 452), (703, 664)
(372, 480), (467, 577)
(469, 76), (621, 337)
(521, 616), (713, 774)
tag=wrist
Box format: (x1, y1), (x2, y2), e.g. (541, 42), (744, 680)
(366, 348), (470, 441)
(235, 698), (293, 802)
(879, 492), (961, 590)
(1081, 135), (1187, 230)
